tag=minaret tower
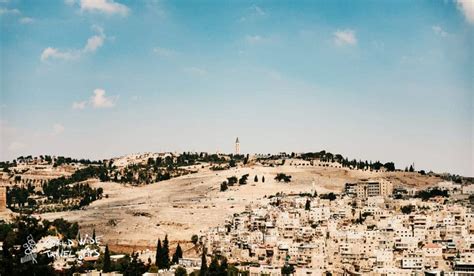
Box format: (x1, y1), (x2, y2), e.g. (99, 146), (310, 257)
(235, 137), (240, 155)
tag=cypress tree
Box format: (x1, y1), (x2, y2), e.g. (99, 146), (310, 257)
(156, 239), (162, 268)
(103, 244), (111, 272)
(199, 248), (208, 276)
(218, 257), (228, 276)
(172, 243), (183, 264)
(262, 176), (265, 183)
(208, 256), (219, 276)
(163, 235), (170, 269)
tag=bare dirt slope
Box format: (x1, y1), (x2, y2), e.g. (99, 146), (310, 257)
(38, 164), (442, 252)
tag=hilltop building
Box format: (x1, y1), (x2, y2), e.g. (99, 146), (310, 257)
(235, 137), (240, 155)
(345, 179), (393, 198)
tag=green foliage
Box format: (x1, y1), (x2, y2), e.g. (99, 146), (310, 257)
(415, 188), (449, 201)
(103, 245), (111, 272)
(172, 244), (183, 264)
(281, 264), (295, 275)
(175, 266), (188, 276)
(191, 234), (199, 245)
(220, 182), (228, 192)
(319, 193), (337, 201)
(227, 176), (238, 186)
(275, 173), (292, 183)
(199, 248), (208, 276)
(401, 205), (415, 214)
(239, 174), (249, 185)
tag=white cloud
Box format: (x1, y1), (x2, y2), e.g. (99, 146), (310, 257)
(456, 0), (474, 24)
(91, 88), (116, 108)
(153, 47), (177, 58)
(19, 17), (34, 24)
(84, 34), (105, 53)
(65, 0), (76, 5)
(40, 47), (80, 62)
(239, 5), (266, 22)
(72, 101), (87, 110)
(251, 5), (265, 16)
(0, 8), (20, 15)
(245, 35), (263, 44)
(41, 26), (106, 62)
(183, 67), (208, 76)
(333, 29), (357, 46)
(8, 141), (26, 152)
(432, 25), (448, 37)
(79, 0), (129, 16)
(52, 123), (65, 135)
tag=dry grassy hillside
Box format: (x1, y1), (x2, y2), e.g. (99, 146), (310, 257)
(37, 164), (443, 253)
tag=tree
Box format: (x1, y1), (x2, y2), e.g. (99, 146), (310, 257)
(156, 239), (162, 268)
(262, 176), (265, 183)
(320, 193), (337, 201)
(162, 235), (170, 269)
(218, 257), (228, 276)
(254, 175), (258, 182)
(401, 205), (415, 214)
(191, 234), (199, 245)
(175, 266), (187, 276)
(305, 199), (311, 211)
(281, 264), (295, 276)
(103, 244), (111, 272)
(172, 243), (183, 264)
(199, 248), (208, 276)
(220, 182), (228, 192)
(208, 256), (219, 276)
(239, 174), (249, 185)
(275, 173), (291, 183)
(409, 164), (415, 172)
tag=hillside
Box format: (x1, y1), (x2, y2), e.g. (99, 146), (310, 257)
(37, 163), (444, 253)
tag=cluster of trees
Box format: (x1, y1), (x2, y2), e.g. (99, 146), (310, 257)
(300, 150), (397, 172)
(6, 183), (35, 208)
(415, 188), (449, 201)
(198, 248), (233, 276)
(319, 193), (337, 201)
(401, 204), (415, 214)
(275, 173), (292, 183)
(239, 174), (249, 185)
(221, 174), (263, 192)
(0, 216), (79, 276)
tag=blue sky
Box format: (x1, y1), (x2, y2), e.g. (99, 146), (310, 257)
(0, 0), (473, 176)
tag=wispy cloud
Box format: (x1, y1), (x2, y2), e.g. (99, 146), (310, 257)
(183, 67), (208, 76)
(40, 47), (81, 62)
(333, 29), (357, 46)
(239, 5), (266, 22)
(67, 0), (129, 16)
(456, 0), (474, 24)
(432, 25), (448, 37)
(153, 47), (177, 58)
(19, 17), (34, 24)
(41, 26), (106, 62)
(245, 35), (264, 44)
(72, 101), (87, 110)
(0, 8), (20, 15)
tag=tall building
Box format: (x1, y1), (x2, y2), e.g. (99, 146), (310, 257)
(0, 183), (6, 211)
(235, 137), (240, 155)
(345, 179), (393, 198)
